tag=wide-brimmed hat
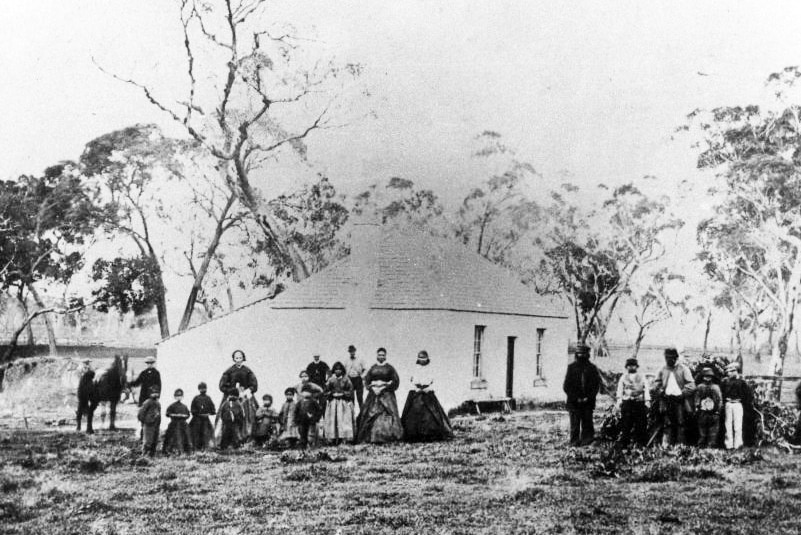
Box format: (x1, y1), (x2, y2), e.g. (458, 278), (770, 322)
(144, 356), (156, 364)
(575, 345), (591, 357)
(625, 358), (639, 368)
(664, 348), (679, 359)
(701, 368), (715, 378)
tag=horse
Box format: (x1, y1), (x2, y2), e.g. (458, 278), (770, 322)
(83, 354), (129, 433)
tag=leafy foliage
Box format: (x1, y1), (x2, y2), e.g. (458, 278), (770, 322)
(90, 257), (164, 316)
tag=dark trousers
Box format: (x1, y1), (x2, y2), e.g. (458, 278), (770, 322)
(619, 400), (647, 447)
(697, 412), (719, 448)
(568, 404), (594, 446)
(142, 423), (159, 457)
(76, 396), (94, 432)
(296, 420), (317, 449)
(661, 396), (687, 446)
(350, 376), (364, 408)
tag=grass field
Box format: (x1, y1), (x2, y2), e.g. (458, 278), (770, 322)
(1, 411), (801, 534)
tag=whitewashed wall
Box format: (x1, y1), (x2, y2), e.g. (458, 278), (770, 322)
(157, 304), (570, 411)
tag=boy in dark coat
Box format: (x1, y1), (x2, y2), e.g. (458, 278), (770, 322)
(163, 389), (193, 455)
(189, 382), (216, 450)
(695, 367), (722, 448)
(129, 356), (162, 406)
(562, 345), (601, 447)
(137, 387), (161, 457)
(218, 389), (245, 450)
(294, 384), (322, 449)
(76, 359), (95, 434)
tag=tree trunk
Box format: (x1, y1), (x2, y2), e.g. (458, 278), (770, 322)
(702, 309), (712, 355)
(177, 195), (235, 332)
(27, 283), (56, 356)
(16, 296), (35, 346)
(632, 328), (645, 359)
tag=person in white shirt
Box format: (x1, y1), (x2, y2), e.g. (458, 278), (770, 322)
(344, 345), (366, 409)
(400, 350), (453, 442)
(615, 358), (651, 447)
(652, 348), (696, 446)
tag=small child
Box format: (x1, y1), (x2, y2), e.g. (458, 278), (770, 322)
(615, 358), (650, 447)
(137, 386), (161, 457)
(294, 384), (322, 449)
(722, 363), (750, 449)
(278, 387), (300, 448)
(695, 367), (722, 448)
(189, 382), (216, 451)
(163, 388), (193, 455)
(253, 394), (279, 448)
(218, 389), (245, 450)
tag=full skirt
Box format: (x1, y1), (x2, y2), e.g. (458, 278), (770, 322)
(322, 398), (355, 441)
(356, 390), (403, 444)
(401, 390), (453, 442)
(163, 420), (193, 454)
(189, 416), (215, 450)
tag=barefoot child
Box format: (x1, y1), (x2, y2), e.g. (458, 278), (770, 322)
(278, 387), (300, 448)
(254, 394), (279, 448)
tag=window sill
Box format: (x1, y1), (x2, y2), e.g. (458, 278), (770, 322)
(470, 378), (488, 390)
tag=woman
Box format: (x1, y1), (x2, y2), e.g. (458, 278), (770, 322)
(215, 349), (259, 445)
(356, 347), (403, 444)
(401, 350), (453, 442)
(322, 361), (355, 444)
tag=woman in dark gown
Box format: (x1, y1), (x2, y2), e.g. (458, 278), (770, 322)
(356, 347), (403, 444)
(215, 349), (259, 445)
(401, 350), (453, 441)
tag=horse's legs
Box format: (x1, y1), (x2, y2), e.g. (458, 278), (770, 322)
(109, 401), (117, 431)
(86, 400), (98, 434)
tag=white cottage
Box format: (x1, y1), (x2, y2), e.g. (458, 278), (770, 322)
(157, 224), (571, 410)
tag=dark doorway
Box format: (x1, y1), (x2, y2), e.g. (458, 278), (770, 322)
(506, 336), (516, 401)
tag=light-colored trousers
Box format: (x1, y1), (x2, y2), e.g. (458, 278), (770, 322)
(724, 402), (743, 449)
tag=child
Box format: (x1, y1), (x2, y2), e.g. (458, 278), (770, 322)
(189, 382), (216, 451)
(294, 384), (322, 449)
(278, 387), (300, 448)
(322, 361), (355, 445)
(615, 358), (650, 447)
(253, 394), (279, 448)
(163, 388), (193, 455)
(218, 389), (245, 450)
(722, 363), (750, 449)
(695, 367), (722, 448)
(137, 386), (161, 457)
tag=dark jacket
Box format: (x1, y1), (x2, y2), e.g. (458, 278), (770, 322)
(721, 377), (751, 403)
(219, 365), (258, 395)
(190, 394), (216, 417)
(306, 360), (331, 388)
(294, 396), (321, 424)
(77, 369), (95, 400)
(138, 398), (161, 426)
(563, 359), (601, 410)
(129, 368), (162, 406)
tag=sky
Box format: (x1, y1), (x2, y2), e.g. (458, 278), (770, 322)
(2, 1), (801, 347)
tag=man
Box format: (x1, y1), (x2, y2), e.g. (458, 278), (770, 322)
(306, 354), (331, 389)
(76, 359), (95, 434)
(345, 344), (366, 409)
(562, 345), (601, 447)
(652, 347), (696, 447)
(128, 356), (162, 406)
(615, 358), (650, 447)
(722, 363), (750, 449)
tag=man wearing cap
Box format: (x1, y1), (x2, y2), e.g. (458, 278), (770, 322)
(722, 363), (750, 449)
(76, 359), (96, 434)
(695, 367), (722, 448)
(345, 345), (366, 409)
(128, 356), (162, 407)
(653, 347), (696, 446)
(563, 345), (601, 446)
(615, 358), (651, 447)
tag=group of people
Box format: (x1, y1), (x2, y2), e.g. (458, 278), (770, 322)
(564, 345), (752, 449)
(86, 345), (454, 457)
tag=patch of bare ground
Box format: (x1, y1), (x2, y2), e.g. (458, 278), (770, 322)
(0, 410), (800, 534)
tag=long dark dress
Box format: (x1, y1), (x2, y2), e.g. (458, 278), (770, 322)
(401, 363), (453, 442)
(356, 363), (403, 444)
(216, 364), (259, 442)
(163, 401), (192, 454)
(189, 394), (216, 450)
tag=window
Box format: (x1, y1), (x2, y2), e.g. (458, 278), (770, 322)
(473, 325), (485, 378)
(536, 328), (545, 377)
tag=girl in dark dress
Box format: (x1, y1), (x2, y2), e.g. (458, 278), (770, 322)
(216, 350), (259, 445)
(356, 347), (403, 444)
(163, 388), (193, 454)
(401, 350), (453, 442)
(189, 382), (216, 450)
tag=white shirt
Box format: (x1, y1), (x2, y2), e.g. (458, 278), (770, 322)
(664, 371), (682, 396)
(409, 363), (435, 390)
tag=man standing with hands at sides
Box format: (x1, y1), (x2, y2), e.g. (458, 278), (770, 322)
(653, 347), (696, 447)
(563, 345), (601, 447)
(128, 356), (161, 406)
(345, 345), (366, 409)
